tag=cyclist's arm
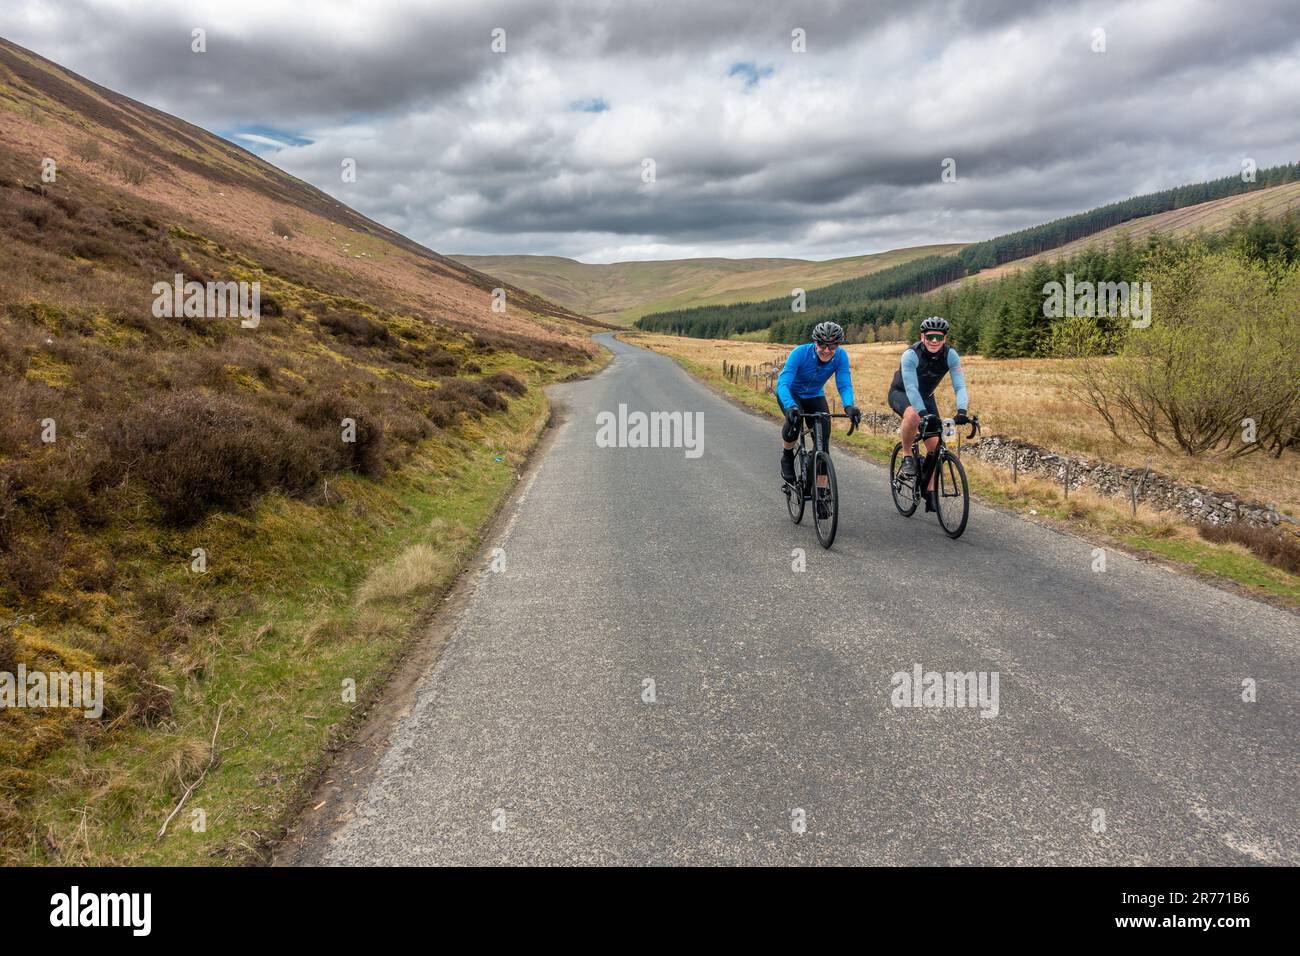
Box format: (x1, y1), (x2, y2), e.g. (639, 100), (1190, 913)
(833, 349), (855, 408)
(947, 348), (969, 412)
(776, 346), (802, 409)
(900, 349), (927, 415)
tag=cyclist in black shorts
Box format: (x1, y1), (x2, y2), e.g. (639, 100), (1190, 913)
(887, 316), (971, 510)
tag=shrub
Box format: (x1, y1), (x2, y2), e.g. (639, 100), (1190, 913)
(112, 159), (149, 186)
(292, 395), (388, 477)
(482, 371), (526, 397)
(1056, 251), (1300, 456)
(73, 138), (103, 163)
(319, 310), (392, 347)
(259, 294), (284, 318)
(1198, 523), (1300, 575)
(105, 392), (323, 525)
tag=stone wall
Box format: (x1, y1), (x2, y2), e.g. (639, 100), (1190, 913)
(857, 411), (1291, 530)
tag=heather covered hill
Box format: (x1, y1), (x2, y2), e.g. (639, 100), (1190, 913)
(0, 36), (603, 863)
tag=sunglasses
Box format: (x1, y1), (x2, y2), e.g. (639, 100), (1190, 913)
(814, 341), (838, 351)
(922, 332), (947, 342)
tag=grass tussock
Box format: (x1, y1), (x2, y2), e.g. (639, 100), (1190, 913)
(355, 544), (448, 606)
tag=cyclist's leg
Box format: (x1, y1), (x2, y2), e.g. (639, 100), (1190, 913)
(921, 394), (941, 492)
(779, 395), (804, 482)
(891, 386), (921, 474)
(779, 394), (802, 450)
(802, 396), (831, 488)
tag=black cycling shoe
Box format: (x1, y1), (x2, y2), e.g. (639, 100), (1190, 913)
(780, 455), (796, 484)
(816, 494), (832, 520)
(923, 490), (936, 513)
(900, 455), (917, 479)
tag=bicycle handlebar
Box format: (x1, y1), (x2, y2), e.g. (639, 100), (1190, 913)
(795, 410), (858, 436)
(918, 413), (981, 441)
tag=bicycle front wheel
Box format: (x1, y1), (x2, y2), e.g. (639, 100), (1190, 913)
(813, 451), (839, 548)
(889, 443), (918, 517)
(935, 452), (970, 538)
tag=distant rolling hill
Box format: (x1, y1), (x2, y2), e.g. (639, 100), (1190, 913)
(451, 244), (967, 325)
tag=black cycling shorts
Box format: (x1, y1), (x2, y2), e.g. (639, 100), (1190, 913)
(887, 386), (937, 420)
(778, 394), (830, 452)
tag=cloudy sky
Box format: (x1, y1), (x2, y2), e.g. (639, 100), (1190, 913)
(3, 0), (1298, 262)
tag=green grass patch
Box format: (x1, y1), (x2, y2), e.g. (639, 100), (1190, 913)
(1125, 534), (1300, 604)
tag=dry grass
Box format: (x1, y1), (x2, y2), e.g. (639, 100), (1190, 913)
(627, 332), (1300, 519)
(355, 544), (449, 605)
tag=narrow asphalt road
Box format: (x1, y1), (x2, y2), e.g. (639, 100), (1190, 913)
(297, 333), (1299, 865)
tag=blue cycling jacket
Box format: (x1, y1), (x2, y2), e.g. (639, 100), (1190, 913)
(776, 342), (855, 410)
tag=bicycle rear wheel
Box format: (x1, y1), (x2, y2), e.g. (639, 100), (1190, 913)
(889, 443), (918, 517)
(786, 451), (806, 523)
(813, 451), (839, 548)
(935, 452), (970, 538)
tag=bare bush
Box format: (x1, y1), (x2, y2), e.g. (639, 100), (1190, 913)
(1053, 250), (1300, 457)
(111, 158), (149, 185)
(73, 137), (103, 163)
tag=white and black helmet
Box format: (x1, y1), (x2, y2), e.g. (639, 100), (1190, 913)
(920, 316), (950, 334)
(811, 321), (844, 345)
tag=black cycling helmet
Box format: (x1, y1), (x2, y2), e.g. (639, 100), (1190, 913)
(812, 321), (844, 345)
(920, 315), (950, 334)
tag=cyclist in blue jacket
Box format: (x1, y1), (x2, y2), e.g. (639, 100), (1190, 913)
(777, 322), (861, 509)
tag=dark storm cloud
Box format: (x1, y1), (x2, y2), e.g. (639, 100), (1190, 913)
(2, 0), (1297, 260)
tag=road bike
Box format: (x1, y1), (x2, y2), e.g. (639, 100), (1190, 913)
(783, 410), (857, 548)
(889, 414), (980, 539)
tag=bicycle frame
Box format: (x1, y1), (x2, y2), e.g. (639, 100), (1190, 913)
(902, 416), (980, 499)
(784, 409), (856, 549)
(792, 410), (856, 491)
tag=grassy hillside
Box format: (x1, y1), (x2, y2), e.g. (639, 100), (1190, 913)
(0, 37), (604, 864)
(955, 180), (1300, 286)
(452, 244), (966, 325)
